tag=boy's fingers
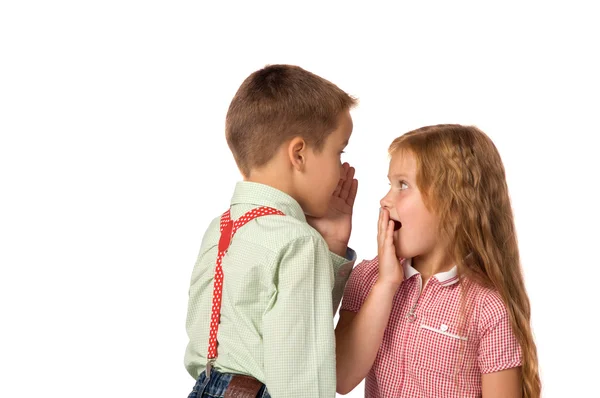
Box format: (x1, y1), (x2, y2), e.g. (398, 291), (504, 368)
(333, 178), (343, 197)
(340, 162), (349, 180)
(347, 179), (358, 207)
(339, 167), (355, 200)
(346, 166), (355, 180)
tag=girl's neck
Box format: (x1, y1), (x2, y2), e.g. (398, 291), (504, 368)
(412, 247), (454, 284)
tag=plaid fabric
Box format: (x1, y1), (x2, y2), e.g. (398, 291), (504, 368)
(185, 181), (355, 398)
(341, 257), (522, 398)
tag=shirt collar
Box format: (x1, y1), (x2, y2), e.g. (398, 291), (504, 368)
(230, 181), (306, 223)
(402, 258), (459, 287)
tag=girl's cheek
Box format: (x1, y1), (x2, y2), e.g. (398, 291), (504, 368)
(394, 233), (401, 248)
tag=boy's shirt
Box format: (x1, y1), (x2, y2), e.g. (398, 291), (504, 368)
(184, 181), (355, 398)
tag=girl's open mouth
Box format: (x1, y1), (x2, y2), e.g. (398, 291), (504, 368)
(393, 220), (402, 231)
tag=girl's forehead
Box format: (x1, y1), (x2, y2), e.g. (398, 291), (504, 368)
(389, 150), (416, 175)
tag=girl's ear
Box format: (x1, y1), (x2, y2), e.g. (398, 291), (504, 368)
(288, 137), (307, 171)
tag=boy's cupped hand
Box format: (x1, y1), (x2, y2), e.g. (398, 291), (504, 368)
(307, 162), (357, 258)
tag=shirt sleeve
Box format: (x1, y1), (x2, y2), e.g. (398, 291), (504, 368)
(477, 292), (523, 373)
(330, 248), (357, 315)
(262, 236), (337, 398)
(340, 257), (379, 313)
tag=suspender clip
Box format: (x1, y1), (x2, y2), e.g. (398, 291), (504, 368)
(206, 358), (215, 378)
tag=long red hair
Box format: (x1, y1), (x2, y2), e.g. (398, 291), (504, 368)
(389, 124), (541, 398)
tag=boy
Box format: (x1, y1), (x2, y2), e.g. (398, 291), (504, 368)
(185, 64), (358, 397)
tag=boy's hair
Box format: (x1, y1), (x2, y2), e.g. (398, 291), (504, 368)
(225, 64), (357, 177)
(389, 125), (541, 398)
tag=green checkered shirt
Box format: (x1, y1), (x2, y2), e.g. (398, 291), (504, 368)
(184, 181), (355, 398)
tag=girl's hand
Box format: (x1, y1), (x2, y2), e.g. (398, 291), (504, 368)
(377, 208), (404, 289)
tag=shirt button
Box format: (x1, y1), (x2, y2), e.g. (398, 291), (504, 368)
(440, 324), (449, 332)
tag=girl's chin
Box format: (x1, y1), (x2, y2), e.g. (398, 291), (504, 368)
(394, 245), (405, 259)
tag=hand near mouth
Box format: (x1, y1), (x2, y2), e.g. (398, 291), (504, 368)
(306, 162), (358, 257)
(377, 208), (404, 289)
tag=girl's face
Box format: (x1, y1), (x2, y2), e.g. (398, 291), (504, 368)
(380, 150), (440, 259)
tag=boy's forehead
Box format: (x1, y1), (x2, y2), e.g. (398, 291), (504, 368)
(322, 113), (352, 147)
(336, 110), (353, 141)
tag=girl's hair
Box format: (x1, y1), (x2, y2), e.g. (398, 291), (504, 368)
(389, 124), (541, 398)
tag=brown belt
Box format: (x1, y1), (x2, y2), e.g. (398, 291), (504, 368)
(223, 374), (264, 398)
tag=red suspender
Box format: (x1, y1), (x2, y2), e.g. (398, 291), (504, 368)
(206, 206), (284, 376)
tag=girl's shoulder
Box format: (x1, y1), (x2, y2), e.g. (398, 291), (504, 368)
(462, 280), (511, 331)
(341, 256), (381, 312)
(467, 281), (506, 310)
(352, 256), (380, 276)
(350, 255), (400, 287)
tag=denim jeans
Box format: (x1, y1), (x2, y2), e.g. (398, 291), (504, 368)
(188, 368), (271, 398)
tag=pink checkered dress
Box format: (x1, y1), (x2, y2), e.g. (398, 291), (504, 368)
(341, 257), (522, 398)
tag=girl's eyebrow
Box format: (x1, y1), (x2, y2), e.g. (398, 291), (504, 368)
(388, 173), (410, 179)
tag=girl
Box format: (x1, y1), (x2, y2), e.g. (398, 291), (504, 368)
(336, 124), (540, 397)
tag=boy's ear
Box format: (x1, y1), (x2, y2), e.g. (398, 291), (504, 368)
(288, 137), (307, 171)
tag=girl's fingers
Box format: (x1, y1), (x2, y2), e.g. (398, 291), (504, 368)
(386, 220), (395, 247)
(383, 219), (397, 250)
(378, 208), (390, 247)
(378, 208), (385, 246)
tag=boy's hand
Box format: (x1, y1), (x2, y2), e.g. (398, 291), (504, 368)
(307, 163), (358, 258)
(376, 208), (404, 289)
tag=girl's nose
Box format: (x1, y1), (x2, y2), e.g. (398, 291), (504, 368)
(380, 192), (391, 209)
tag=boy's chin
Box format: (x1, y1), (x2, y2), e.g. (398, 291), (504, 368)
(305, 207), (327, 219)
(307, 202), (330, 218)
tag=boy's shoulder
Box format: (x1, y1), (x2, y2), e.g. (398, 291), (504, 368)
(200, 208), (327, 252)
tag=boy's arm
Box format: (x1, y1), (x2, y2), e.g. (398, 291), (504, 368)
(330, 248), (356, 314)
(307, 162), (358, 314)
(263, 236), (338, 398)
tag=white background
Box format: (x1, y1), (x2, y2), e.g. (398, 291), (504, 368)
(1, 1), (599, 397)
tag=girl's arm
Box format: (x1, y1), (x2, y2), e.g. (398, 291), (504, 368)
(335, 281), (398, 394)
(482, 367), (522, 398)
(335, 209), (404, 394)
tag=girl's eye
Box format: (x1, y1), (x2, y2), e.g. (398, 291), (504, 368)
(400, 181), (408, 190)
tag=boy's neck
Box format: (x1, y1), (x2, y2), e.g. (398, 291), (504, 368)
(244, 164), (298, 204)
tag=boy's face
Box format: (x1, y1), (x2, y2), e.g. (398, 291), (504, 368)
(380, 150), (440, 259)
(299, 110), (353, 217)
